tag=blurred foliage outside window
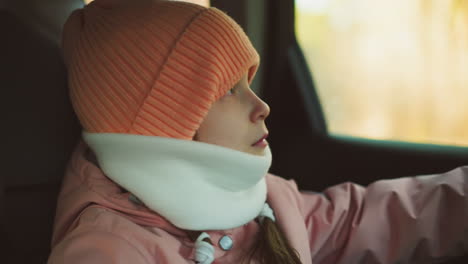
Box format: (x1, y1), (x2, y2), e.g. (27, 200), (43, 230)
(296, 0), (468, 146)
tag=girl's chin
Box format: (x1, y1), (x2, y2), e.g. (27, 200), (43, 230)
(247, 147), (267, 156)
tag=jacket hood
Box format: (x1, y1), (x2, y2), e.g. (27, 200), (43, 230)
(51, 140), (187, 247)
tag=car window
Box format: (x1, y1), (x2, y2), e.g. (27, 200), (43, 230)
(296, 0), (468, 147)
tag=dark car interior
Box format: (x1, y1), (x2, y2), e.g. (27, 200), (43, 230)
(2, 0), (468, 263)
(1, 0), (82, 262)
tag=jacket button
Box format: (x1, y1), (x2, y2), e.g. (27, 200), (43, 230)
(218, 235), (233, 251)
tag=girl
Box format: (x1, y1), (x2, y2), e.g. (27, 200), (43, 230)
(48, 0), (468, 263)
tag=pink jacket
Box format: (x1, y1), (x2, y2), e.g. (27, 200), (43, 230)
(48, 141), (468, 263)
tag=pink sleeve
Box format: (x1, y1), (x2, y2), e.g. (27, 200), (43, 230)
(47, 229), (150, 264)
(299, 166), (468, 264)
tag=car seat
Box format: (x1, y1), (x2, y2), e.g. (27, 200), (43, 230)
(1, 0), (83, 262)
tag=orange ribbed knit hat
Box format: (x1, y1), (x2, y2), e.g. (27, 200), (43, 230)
(62, 0), (259, 140)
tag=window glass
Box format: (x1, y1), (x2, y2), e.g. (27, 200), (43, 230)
(295, 0), (468, 146)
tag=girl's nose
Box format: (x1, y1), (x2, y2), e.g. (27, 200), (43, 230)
(251, 93), (271, 122)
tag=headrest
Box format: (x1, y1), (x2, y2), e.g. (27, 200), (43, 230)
(1, 0), (85, 42)
(1, 10), (81, 187)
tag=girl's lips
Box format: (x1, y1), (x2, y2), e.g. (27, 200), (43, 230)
(253, 138), (268, 148)
(252, 134), (269, 147)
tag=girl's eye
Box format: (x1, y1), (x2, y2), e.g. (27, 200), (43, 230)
(226, 88), (235, 96)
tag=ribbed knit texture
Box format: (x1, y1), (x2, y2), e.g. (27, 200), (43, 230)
(62, 0), (259, 139)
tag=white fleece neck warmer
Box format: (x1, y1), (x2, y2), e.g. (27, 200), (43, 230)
(83, 131), (272, 230)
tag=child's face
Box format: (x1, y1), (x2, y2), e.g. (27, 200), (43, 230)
(194, 73), (270, 156)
